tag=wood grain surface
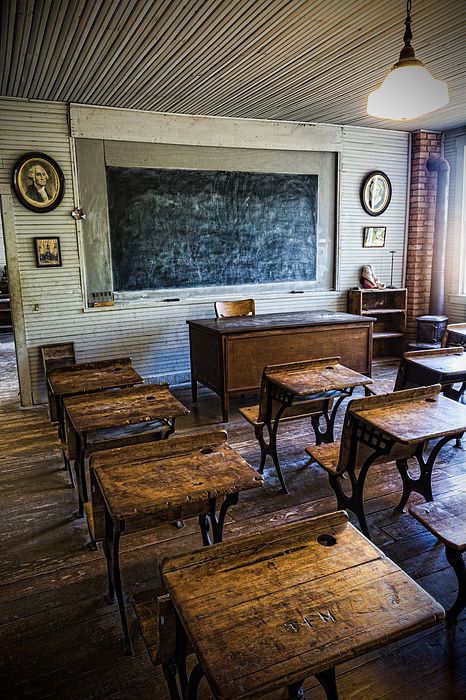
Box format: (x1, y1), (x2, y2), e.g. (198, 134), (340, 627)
(406, 349), (466, 378)
(48, 358), (142, 397)
(410, 492), (466, 551)
(350, 386), (466, 443)
(91, 430), (263, 520)
(65, 383), (189, 433)
(187, 310), (375, 334)
(163, 511), (444, 699)
(265, 357), (373, 396)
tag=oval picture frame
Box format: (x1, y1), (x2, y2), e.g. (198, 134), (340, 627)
(360, 171), (392, 216)
(12, 152), (65, 213)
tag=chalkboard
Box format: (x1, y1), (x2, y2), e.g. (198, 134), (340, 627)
(107, 166), (317, 291)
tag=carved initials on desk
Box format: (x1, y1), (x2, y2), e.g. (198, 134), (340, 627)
(318, 610), (336, 623)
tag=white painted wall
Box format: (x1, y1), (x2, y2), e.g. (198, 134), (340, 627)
(0, 219), (6, 268)
(0, 97), (409, 403)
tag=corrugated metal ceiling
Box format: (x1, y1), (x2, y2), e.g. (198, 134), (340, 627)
(1, 0), (464, 130)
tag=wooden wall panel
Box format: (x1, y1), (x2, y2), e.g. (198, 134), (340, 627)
(0, 98), (409, 404)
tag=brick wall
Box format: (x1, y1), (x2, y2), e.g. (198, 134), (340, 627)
(405, 130), (443, 341)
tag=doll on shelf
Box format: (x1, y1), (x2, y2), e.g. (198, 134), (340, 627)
(361, 264), (386, 289)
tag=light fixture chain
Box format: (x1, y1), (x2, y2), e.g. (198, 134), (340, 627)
(403, 0), (413, 49)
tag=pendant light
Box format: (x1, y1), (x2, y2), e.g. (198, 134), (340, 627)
(367, 0), (449, 121)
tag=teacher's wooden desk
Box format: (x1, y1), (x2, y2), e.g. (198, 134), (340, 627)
(187, 311), (375, 422)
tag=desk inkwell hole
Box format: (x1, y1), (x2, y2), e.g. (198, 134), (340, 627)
(325, 366), (334, 370)
(317, 533), (337, 547)
(113, 367), (122, 372)
(200, 447), (213, 455)
(425, 397), (436, 403)
(145, 395), (156, 401)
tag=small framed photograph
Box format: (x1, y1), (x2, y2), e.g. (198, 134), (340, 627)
(360, 171), (391, 216)
(13, 152), (65, 213)
(363, 226), (386, 248)
(34, 237), (62, 267)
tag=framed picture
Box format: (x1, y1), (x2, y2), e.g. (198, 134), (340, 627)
(363, 226), (387, 248)
(33, 237), (62, 267)
(13, 152), (65, 213)
(360, 171), (392, 216)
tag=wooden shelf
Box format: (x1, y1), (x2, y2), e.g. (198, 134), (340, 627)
(348, 288), (407, 360)
(362, 308), (405, 315)
(373, 332), (404, 340)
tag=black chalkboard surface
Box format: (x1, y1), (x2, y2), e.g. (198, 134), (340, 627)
(107, 166), (317, 291)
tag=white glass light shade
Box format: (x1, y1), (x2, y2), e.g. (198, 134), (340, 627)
(367, 64), (449, 120)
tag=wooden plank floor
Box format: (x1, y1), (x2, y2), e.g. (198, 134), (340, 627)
(0, 333), (465, 699)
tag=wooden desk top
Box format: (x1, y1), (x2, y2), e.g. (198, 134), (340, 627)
(48, 358), (142, 397)
(406, 350), (466, 378)
(266, 358), (373, 396)
(187, 310), (375, 335)
(91, 430), (263, 521)
(351, 387), (466, 444)
(65, 383), (189, 434)
(162, 510), (443, 699)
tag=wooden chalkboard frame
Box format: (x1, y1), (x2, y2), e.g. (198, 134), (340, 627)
(75, 141), (337, 305)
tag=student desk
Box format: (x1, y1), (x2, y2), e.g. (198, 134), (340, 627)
(187, 311), (375, 422)
(91, 430), (263, 655)
(399, 347), (466, 402)
(162, 510), (444, 699)
(48, 357), (143, 440)
(261, 358), (373, 493)
(64, 383), (189, 522)
(349, 388), (466, 520)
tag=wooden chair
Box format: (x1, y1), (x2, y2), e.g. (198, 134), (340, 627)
(134, 590), (192, 696)
(214, 298), (255, 318)
(306, 386), (439, 539)
(40, 342), (76, 424)
(409, 492), (465, 622)
(239, 362), (334, 492)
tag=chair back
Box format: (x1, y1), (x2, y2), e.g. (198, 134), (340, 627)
(41, 342), (76, 424)
(41, 342), (76, 375)
(337, 385), (442, 475)
(214, 299), (255, 318)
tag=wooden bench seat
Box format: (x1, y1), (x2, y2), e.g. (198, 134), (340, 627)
(238, 391), (336, 428)
(410, 491), (466, 621)
(306, 441), (341, 474)
(134, 588), (193, 696)
(134, 590), (177, 666)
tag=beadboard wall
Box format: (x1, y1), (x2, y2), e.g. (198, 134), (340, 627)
(0, 98), (409, 404)
(444, 125), (466, 323)
(0, 218), (5, 267)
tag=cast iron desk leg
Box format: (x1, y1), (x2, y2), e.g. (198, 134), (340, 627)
(445, 546), (466, 622)
(102, 509), (133, 655)
(73, 431), (87, 519)
(395, 434), (460, 513)
(199, 493), (239, 546)
(315, 668), (338, 699)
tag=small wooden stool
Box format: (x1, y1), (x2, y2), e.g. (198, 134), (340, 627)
(410, 492), (466, 622)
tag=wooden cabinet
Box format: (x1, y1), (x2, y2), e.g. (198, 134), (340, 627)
(348, 288), (407, 360)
